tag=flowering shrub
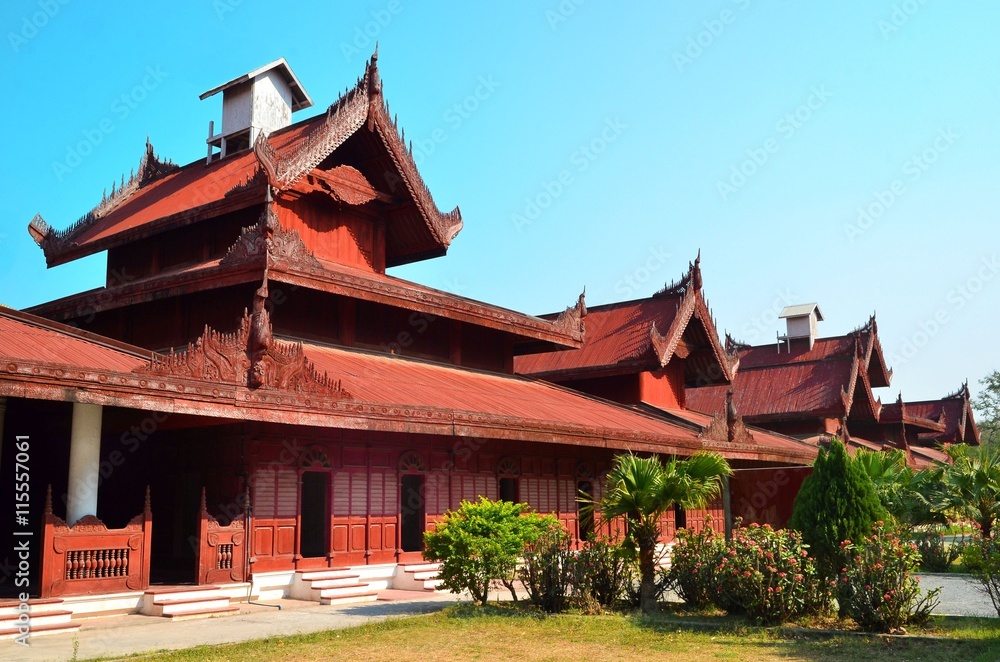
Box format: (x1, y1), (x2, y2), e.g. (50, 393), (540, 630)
(960, 534), (1000, 617)
(573, 537), (636, 609)
(840, 522), (940, 632)
(912, 526), (963, 572)
(719, 523), (830, 625)
(667, 518), (726, 609)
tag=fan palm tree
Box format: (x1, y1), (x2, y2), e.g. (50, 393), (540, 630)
(597, 451), (731, 614)
(854, 448), (940, 528)
(939, 444), (1000, 538)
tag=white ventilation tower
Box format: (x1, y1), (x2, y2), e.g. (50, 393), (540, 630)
(777, 303), (824, 351)
(200, 58), (313, 163)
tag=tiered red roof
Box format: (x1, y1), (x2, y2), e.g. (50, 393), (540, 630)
(27, 52), (585, 355)
(687, 315), (889, 426)
(515, 255), (736, 386)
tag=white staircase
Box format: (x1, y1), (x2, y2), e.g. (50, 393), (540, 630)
(0, 598), (81, 639)
(141, 585), (240, 620)
(291, 569), (380, 606)
(394, 562), (445, 592)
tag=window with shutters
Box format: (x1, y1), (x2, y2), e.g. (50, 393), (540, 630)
(253, 469), (276, 518)
(332, 470), (369, 517)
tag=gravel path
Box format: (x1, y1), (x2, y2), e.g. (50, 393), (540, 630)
(920, 573), (997, 617)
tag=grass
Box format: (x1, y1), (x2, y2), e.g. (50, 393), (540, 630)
(115, 604), (1000, 662)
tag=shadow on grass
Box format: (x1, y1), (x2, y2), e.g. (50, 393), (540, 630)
(338, 599), (454, 618)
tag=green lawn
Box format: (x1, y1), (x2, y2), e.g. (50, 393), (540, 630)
(118, 605), (1000, 662)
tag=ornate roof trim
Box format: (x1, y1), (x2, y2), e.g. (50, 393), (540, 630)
(137, 276), (349, 397)
(701, 390), (755, 445)
(551, 290), (587, 339)
(220, 196), (322, 271)
(654, 250), (702, 299)
(649, 290), (697, 368)
(253, 49), (463, 248)
(28, 139), (178, 258)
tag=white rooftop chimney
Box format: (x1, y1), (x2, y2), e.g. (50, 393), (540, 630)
(200, 58), (313, 163)
(777, 303), (824, 351)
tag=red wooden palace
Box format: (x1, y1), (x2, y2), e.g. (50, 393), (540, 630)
(686, 306), (980, 468)
(0, 54), (819, 629)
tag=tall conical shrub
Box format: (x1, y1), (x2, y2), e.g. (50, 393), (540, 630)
(790, 438), (887, 577)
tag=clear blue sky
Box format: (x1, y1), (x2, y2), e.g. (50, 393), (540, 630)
(1, 1), (997, 405)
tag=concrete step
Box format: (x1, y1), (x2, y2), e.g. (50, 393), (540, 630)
(402, 563), (440, 573)
(0, 609), (75, 628)
(142, 585), (236, 620)
(296, 569), (360, 582)
(310, 577), (369, 589)
(0, 620), (81, 640)
(319, 591), (380, 606)
(152, 596), (232, 617)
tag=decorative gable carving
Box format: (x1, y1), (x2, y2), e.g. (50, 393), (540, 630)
(137, 278), (349, 397)
(220, 199), (322, 271)
(701, 390), (755, 445)
(551, 290), (587, 338)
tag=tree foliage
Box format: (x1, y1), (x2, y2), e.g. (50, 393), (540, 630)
(974, 370), (1000, 448)
(597, 451), (731, 614)
(854, 448), (941, 528)
(789, 438), (887, 576)
(938, 444), (1000, 539)
(422, 497), (561, 605)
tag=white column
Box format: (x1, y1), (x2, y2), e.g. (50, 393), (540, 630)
(67, 402), (103, 526)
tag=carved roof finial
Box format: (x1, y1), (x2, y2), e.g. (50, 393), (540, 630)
(551, 290), (587, 338)
(726, 389), (738, 443)
(144, 485), (152, 516)
(44, 484), (53, 515)
(200, 486), (207, 515)
(691, 249), (702, 291)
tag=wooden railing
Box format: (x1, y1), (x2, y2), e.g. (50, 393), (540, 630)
(195, 488), (248, 585)
(40, 485), (152, 598)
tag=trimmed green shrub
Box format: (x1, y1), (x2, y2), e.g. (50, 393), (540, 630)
(423, 497), (560, 606)
(840, 522), (940, 632)
(790, 438), (888, 578)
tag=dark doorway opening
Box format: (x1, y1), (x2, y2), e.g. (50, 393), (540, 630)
(674, 504), (687, 530)
(499, 477), (518, 503)
(577, 480), (594, 541)
(150, 471), (201, 584)
(400, 475), (425, 552)
(300, 472), (328, 558)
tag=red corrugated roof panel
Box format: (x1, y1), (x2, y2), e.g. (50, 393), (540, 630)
(301, 340), (702, 442)
(515, 298), (680, 376)
(70, 119), (320, 249)
(688, 360), (850, 419)
(0, 308), (148, 372)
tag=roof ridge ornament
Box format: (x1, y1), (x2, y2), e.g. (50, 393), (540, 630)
(653, 251), (701, 298)
(28, 138), (178, 256)
(551, 290), (587, 338)
(701, 389), (755, 445)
